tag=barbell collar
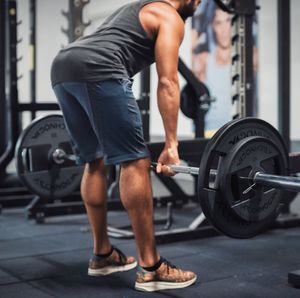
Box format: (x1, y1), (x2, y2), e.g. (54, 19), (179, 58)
(254, 172), (300, 193)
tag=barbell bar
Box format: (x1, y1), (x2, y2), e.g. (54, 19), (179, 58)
(151, 162), (300, 193)
(54, 147), (300, 196)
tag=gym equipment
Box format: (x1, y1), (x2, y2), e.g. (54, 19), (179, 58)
(180, 82), (212, 120)
(178, 58), (214, 138)
(288, 270), (300, 288)
(61, 0), (91, 43)
(15, 114), (83, 198)
(152, 117), (300, 239)
(214, 0), (294, 216)
(16, 113), (300, 239)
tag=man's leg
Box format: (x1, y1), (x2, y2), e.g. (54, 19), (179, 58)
(81, 158), (137, 276)
(53, 82), (136, 275)
(119, 157), (160, 267)
(120, 157), (197, 292)
(81, 158), (111, 255)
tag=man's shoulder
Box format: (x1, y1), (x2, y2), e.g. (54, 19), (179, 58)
(141, 1), (181, 21)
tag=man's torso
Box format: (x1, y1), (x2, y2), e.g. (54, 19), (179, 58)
(51, 0), (169, 86)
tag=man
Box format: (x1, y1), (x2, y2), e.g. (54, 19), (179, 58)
(51, 0), (201, 292)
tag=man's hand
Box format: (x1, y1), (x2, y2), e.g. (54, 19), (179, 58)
(156, 144), (180, 176)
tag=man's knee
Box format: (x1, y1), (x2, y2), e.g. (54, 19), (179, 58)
(121, 157), (151, 172)
(85, 158), (107, 174)
(119, 158), (152, 210)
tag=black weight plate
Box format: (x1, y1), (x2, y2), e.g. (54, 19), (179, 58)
(180, 84), (198, 119)
(198, 117), (289, 239)
(180, 83), (211, 120)
(15, 114), (83, 198)
(219, 136), (287, 222)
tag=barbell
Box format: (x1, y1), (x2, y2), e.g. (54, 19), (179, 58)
(15, 114), (300, 239)
(152, 162), (300, 194)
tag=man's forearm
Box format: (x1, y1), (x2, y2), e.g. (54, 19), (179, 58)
(157, 78), (180, 147)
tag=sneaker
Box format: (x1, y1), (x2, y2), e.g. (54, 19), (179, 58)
(88, 246), (137, 276)
(135, 258), (197, 292)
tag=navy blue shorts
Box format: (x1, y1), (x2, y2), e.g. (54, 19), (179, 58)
(53, 79), (150, 165)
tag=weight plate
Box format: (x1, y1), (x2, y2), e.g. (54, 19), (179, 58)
(180, 84), (198, 119)
(219, 136), (287, 222)
(15, 114), (83, 198)
(198, 117), (289, 239)
(180, 83), (211, 120)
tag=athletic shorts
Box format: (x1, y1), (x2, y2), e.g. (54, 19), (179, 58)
(53, 79), (150, 165)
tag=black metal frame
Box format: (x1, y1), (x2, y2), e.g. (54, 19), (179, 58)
(0, 0), (20, 178)
(277, 0), (292, 215)
(0, 0), (66, 210)
(0, 0), (6, 179)
(278, 0), (291, 152)
(230, 0), (256, 118)
(29, 0), (37, 120)
(0, 0), (33, 210)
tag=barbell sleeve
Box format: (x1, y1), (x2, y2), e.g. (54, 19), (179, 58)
(254, 172), (300, 193)
(52, 148), (77, 164)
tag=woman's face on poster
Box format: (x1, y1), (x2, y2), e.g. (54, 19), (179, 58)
(212, 9), (231, 49)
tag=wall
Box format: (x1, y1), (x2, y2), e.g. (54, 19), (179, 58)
(291, 0), (300, 140)
(257, 0), (278, 128)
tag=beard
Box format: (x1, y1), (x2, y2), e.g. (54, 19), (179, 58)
(178, 2), (195, 21)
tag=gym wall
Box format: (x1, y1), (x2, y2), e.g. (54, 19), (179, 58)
(16, 0), (300, 140)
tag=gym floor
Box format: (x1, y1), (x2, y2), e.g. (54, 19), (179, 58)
(1, 184), (300, 298)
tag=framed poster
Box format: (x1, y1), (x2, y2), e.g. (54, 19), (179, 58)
(191, 0), (258, 136)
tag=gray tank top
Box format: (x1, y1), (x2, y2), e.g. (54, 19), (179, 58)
(51, 0), (170, 86)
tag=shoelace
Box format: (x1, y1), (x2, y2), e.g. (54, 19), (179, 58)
(160, 257), (178, 274)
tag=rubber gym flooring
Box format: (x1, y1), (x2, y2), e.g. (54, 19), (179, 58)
(0, 190), (300, 298)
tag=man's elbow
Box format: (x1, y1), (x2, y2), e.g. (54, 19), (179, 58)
(158, 76), (179, 95)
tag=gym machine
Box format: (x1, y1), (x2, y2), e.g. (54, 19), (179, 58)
(0, 0), (35, 212)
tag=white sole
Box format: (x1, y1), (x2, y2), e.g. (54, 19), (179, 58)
(88, 261), (137, 276)
(135, 276), (197, 292)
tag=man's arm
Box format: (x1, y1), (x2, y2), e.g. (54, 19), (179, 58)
(139, 3), (185, 175)
(154, 9), (184, 174)
(155, 12), (184, 148)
